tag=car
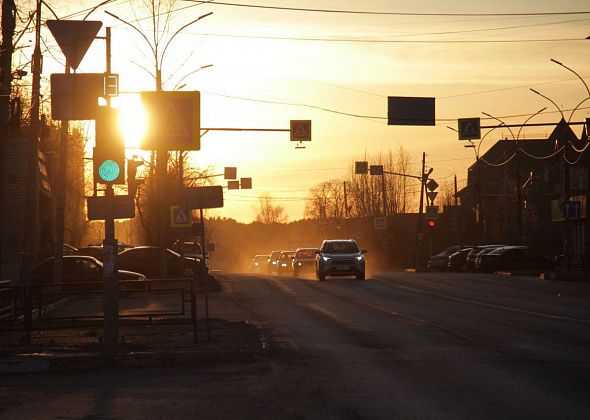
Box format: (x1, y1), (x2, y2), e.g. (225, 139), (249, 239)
(292, 248), (320, 276)
(428, 245), (462, 271)
(63, 243), (78, 255)
(316, 239), (367, 281)
(478, 246), (554, 273)
(465, 245), (505, 271)
(267, 251), (282, 274)
(277, 251), (296, 276)
(447, 248), (472, 271)
(171, 241), (203, 259)
(76, 245), (105, 261)
(117, 246), (203, 279)
(32, 255), (146, 292)
(474, 247), (503, 271)
(249, 254), (270, 272)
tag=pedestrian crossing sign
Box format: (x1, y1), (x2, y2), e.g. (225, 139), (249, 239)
(171, 206), (192, 228)
(290, 120), (311, 142)
(458, 117), (481, 140)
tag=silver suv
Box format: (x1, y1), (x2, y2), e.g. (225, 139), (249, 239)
(316, 239), (367, 281)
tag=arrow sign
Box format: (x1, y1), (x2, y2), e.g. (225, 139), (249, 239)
(47, 20), (102, 70)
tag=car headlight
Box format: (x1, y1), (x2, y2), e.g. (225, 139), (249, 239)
(272, 261), (277, 265)
(322, 256), (330, 262)
(281, 263), (287, 267)
(356, 256), (364, 261)
(297, 262), (302, 266)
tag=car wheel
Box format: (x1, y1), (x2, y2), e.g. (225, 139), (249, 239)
(356, 272), (365, 281)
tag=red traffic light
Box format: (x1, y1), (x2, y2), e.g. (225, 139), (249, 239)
(427, 219), (437, 229)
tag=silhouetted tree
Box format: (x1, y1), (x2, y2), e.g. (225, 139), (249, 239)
(254, 194), (287, 224)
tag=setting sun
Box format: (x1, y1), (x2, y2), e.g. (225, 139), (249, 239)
(114, 94), (146, 149)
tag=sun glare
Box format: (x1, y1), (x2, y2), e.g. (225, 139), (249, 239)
(114, 94), (146, 149)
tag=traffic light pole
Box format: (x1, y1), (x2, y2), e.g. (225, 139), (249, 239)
(414, 153), (426, 271)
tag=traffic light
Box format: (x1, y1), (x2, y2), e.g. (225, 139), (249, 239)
(94, 107), (125, 184)
(427, 219), (437, 230)
(127, 158), (144, 196)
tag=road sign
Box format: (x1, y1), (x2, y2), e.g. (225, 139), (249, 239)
(425, 206), (439, 220)
(182, 185), (224, 209)
(426, 179), (439, 191)
(47, 20), (102, 70)
(87, 195), (135, 220)
(370, 165), (384, 176)
(140, 91), (201, 150)
(240, 177), (252, 189)
(426, 191), (438, 203)
(355, 161), (368, 174)
(290, 120), (311, 142)
(224, 167), (237, 180)
(387, 96), (435, 126)
(458, 117), (481, 140)
(171, 206), (192, 228)
(50, 73), (105, 120)
(374, 216), (387, 230)
(227, 180), (240, 190)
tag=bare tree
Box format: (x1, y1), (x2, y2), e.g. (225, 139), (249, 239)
(254, 194), (287, 224)
(304, 179), (346, 220)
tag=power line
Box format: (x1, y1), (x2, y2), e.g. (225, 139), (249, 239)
(185, 2), (590, 17)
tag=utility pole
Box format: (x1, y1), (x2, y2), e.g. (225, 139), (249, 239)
(0, 0), (16, 276)
(515, 146), (524, 244)
(414, 152), (426, 271)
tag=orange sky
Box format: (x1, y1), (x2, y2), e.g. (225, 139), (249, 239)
(27, 0), (590, 222)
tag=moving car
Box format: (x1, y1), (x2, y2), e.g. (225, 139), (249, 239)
(267, 251), (282, 274)
(428, 245), (462, 271)
(316, 239), (366, 281)
(277, 251), (296, 276)
(117, 246), (203, 279)
(249, 254), (270, 272)
(478, 246), (554, 273)
(292, 248), (319, 276)
(32, 255), (146, 292)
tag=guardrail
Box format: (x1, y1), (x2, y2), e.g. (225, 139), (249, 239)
(0, 276), (211, 344)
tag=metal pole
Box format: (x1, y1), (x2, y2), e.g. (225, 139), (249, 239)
(199, 208), (210, 340)
(414, 152), (426, 270)
(381, 173), (387, 217)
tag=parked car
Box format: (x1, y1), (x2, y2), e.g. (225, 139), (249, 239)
(292, 248), (320, 276)
(63, 243), (78, 255)
(478, 246), (554, 273)
(465, 245), (505, 271)
(76, 245), (105, 261)
(447, 248), (473, 271)
(32, 255), (146, 292)
(474, 247), (503, 271)
(428, 245), (462, 271)
(171, 241), (203, 259)
(249, 254), (270, 272)
(267, 251), (282, 274)
(316, 239), (366, 281)
(117, 246), (203, 279)
(277, 251), (296, 276)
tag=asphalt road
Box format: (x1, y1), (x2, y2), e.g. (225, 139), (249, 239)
(2, 271), (590, 419)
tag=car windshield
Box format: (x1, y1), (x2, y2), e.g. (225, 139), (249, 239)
(270, 252), (281, 259)
(324, 242), (359, 254)
(255, 255), (269, 262)
(296, 249), (317, 259)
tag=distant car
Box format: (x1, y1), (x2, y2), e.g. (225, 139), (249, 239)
(316, 239), (366, 281)
(171, 241), (203, 259)
(249, 254), (270, 272)
(465, 245), (505, 271)
(267, 251), (282, 274)
(277, 251), (296, 276)
(447, 248), (472, 271)
(117, 246), (203, 279)
(32, 255), (146, 292)
(428, 245), (462, 271)
(292, 248), (319, 276)
(478, 246), (554, 273)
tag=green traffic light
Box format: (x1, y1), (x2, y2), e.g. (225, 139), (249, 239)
(98, 159), (121, 182)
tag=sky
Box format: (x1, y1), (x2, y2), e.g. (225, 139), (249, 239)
(16, 0), (590, 222)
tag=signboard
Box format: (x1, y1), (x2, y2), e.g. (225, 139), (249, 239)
(290, 120), (311, 142)
(182, 185), (224, 209)
(458, 117), (481, 140)
(426, 191), (438, 204)
(227, 180), (240, 190)
(170, 206), (192, 228)
(355, 161), (368, 174)
(374, 216), (387, 230)
(224, 167), (237, 180)
(387, 96), (435, 126)
(47, 20), (102, 70)
(425, 206), (439, 220)
(50, 73), (104, 120)
(240, 177), (252, 189)
(87, 195), (135, 220)
(140, 91), (200, 151)
(426, 179), (439, 191)
(370, 165), (384, 176)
